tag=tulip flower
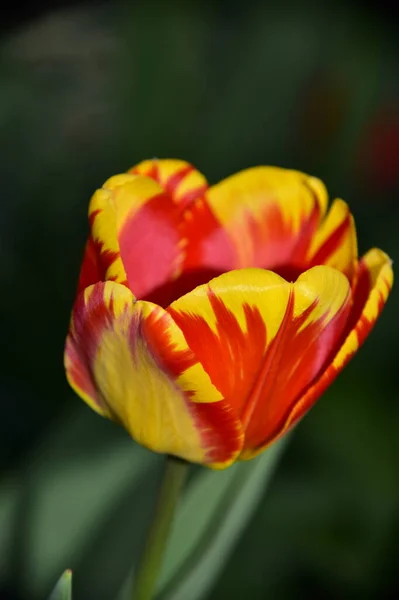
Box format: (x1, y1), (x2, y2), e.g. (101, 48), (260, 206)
(65, 159), (392, 468)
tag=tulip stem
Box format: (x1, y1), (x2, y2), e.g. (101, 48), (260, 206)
(132, 455), (189, 600)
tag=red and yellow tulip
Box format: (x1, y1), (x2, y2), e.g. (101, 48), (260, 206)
(64, 159), (393, 468)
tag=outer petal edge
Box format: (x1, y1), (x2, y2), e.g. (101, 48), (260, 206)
(277, 248), (393, 444)
(64, 281), (244, 467)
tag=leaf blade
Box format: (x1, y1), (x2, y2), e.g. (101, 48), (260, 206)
(48, 570), (72, 600)
(158, 438), (288, 600)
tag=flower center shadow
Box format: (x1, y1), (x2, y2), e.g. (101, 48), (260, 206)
(143, 268), (225, 307)
(143, 262), (308, 308)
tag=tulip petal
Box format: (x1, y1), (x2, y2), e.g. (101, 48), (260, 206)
(88, 183), (129, 286)
(110, 175), (188, 299)
(307, 198), (358, 281)
(205, 167), (328, 271)
(77, 236), (105, 293)
(92, 162), (236, 301)
(130, 159), (208, 207)
(64, 281), (243, 467)
(130, 159), (237, 276)
(83, 174), (156, 290)
(88, 172), (204, 300)
(347, 248), (393, 347)
(168, 266), (351, 457)
(283, 249), (393, 440)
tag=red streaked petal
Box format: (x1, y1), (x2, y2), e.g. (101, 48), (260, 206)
(113, 175), (185, 299)
(242, 267), (351, 457)
(181, 196), (237, 272)
(130, 159), (237, 275)
(129, 159), (208, 208)
(84, 173), (150, 290)
(87, 172), (192, 299)
(77, 236), (104, 293)
(278, 248), (393, 445)
(64, 281), (243, 467)
(88, 185), (128, 286)
(206, 166), (328, 271)
(307, 198), (358, 281)
(168, 266), (351, 457)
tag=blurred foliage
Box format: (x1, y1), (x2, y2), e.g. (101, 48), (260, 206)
(48, 571), (72, 600)
(0, 1), (398, 599)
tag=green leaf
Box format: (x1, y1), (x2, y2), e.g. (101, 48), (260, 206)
(0, 405), (160, 599)
(48, 570), (72, 600)
(157, 438), (288, 600)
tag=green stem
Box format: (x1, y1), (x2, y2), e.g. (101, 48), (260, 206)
(132, 455), (189, 600)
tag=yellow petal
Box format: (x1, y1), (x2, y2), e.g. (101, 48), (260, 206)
(64, 281), (243, 466)
(307, 198), (358, 281)
(88, 187), (128, 285)
(281, 248), (393, 439)
(206, 166), (328, 269)
(168, 266), (351, 457)
(130, 159), (208, 207)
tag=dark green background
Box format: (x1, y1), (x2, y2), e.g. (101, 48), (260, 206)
(1, 1), (398, 599)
